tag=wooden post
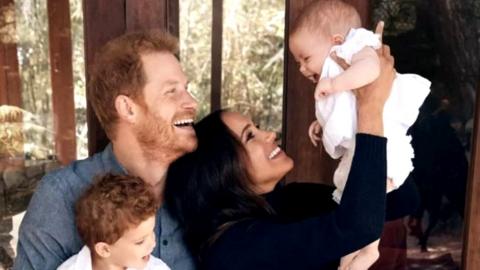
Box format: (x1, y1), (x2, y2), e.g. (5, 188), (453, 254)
(463, 83), (480, 270)
(210, 0), (223, 112)
(83, 0), (126, 155)
(47, 0), (77, 164)
(0, 0), (22, 107)
(283, 0), (370, 185)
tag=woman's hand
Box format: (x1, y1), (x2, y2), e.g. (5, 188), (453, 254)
(355, 44), (395, 136)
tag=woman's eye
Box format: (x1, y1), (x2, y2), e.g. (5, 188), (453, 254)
(246, 131), (255, 142)
(304, 56), (310, 62)
(135, 240), (145, 245)
(166, 88), (176, 94)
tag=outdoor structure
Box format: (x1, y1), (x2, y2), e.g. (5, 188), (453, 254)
(1, 0), (480, 269)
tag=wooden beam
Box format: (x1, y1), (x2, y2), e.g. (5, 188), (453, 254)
(83, 0), (126, 155)
(126, 0), (167, 32)
(0, 0), (22, 107)
(463, 82), (480, 269)
(283, 0), (370, 185)
(47, 0), (76, 164)
(210, 0), (222, 112)
(167, 0), (179, 38)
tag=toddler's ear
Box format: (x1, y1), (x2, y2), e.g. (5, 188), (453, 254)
(94, 242), (112, 258)
(331, 34), (344, 45)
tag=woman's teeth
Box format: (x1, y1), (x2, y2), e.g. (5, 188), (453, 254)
(268, 147), (281, 160)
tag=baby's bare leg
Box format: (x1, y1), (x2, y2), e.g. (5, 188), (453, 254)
(346, 239), (380, 270)
(339, 250), (360, 270)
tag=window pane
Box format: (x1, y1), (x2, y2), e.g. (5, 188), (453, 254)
(222, 0), (285, 136)
(179, 0), (212, 120)
(70, 0), (87, 160)
(15, 0), (54, 160)
(371, 0), (478, 268)
(0, 0), (86, 267)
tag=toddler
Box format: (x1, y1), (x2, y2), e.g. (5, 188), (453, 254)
(289, 0), (430, 269)
(57, 173), (170, 270)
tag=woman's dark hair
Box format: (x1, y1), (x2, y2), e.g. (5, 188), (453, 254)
(165, 109), (273, 255)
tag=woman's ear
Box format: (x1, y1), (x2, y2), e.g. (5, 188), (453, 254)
(94, 242), (111, 258)
(115, 95), (137, 123)
(331, 34), (344, 45)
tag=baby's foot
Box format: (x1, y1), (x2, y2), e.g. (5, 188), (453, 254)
(338, 250), (359, 270)
(346, 246), (379, 270)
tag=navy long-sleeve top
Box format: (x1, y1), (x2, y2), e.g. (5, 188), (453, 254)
(200, 134), (387, 270)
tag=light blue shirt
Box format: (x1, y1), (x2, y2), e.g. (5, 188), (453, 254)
(13, 144), (196, 270)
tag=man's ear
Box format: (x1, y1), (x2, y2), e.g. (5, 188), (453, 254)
(331, 34), (344, 45)
(94, 242), (111, 258)
(115, 95), (137, 123)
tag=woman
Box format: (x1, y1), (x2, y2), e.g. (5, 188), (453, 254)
(166, 45), (395, 270)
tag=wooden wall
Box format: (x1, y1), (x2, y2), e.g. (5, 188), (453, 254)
(282, 0), (370, 184)
(463, 82), (480, 269)
(0, 0), (22, 107)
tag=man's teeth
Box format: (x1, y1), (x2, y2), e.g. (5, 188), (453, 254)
(173, 119), (194, 127)
(268, 147), (281, 160)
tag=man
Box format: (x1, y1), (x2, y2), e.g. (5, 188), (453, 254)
(14, 31), (197, 270)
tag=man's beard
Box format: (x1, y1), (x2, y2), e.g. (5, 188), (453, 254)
(135, 109), (197, 162)
(134, 110), (184, 162)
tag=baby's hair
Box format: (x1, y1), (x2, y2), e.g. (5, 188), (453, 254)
(291, 0), (362, 37)
(75, 173), (159, 250)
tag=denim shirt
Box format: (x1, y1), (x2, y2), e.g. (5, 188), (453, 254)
(13, 144), (196, 270)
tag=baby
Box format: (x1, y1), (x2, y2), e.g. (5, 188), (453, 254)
(57, 173), (170, 270)
(289, 0), (430, 269)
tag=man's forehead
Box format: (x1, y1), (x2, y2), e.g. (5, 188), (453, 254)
(141, 52), (186, 82)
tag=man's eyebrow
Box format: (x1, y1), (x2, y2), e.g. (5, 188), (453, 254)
(161, 80), (178, 87)
(240, 123), (252, 140)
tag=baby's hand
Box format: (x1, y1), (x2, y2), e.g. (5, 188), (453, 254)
(308, 120), (322, 147)
(314, 78), (334, 100)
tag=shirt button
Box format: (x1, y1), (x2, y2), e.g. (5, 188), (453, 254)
(162, 239), (168, 246)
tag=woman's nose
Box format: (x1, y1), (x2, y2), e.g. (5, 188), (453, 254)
(265, 131), (276, 143)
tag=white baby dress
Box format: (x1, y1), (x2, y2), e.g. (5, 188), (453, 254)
(314, 28), (431, 203)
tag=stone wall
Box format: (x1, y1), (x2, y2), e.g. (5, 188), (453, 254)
(0, 159), (60, 269)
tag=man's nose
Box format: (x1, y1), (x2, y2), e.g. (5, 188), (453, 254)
(182, 90), (198, 112)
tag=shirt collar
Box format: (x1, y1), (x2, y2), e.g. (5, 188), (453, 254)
(101, 143), (127, 175)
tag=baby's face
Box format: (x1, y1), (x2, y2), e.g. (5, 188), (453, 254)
(107, 216), (157, 269)
(289, 29), (333, 83)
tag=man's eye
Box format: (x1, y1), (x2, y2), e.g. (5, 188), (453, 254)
(166, 88), (176, 94)
(304, 56), (310, 62)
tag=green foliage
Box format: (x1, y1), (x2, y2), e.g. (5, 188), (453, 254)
(12, 0), (87, 160)
(14, 0), (53, 158)
(180, 0), (285, 134)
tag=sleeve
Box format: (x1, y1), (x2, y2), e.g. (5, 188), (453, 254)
(13, 175), (80, 270)
(270, 183), (337, 220)
(333, 28), (381, 65)
(203, 134), (387, 269)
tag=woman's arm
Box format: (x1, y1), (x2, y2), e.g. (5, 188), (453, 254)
(202, 45), (395, 270)
(203, 135), (387, 270)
